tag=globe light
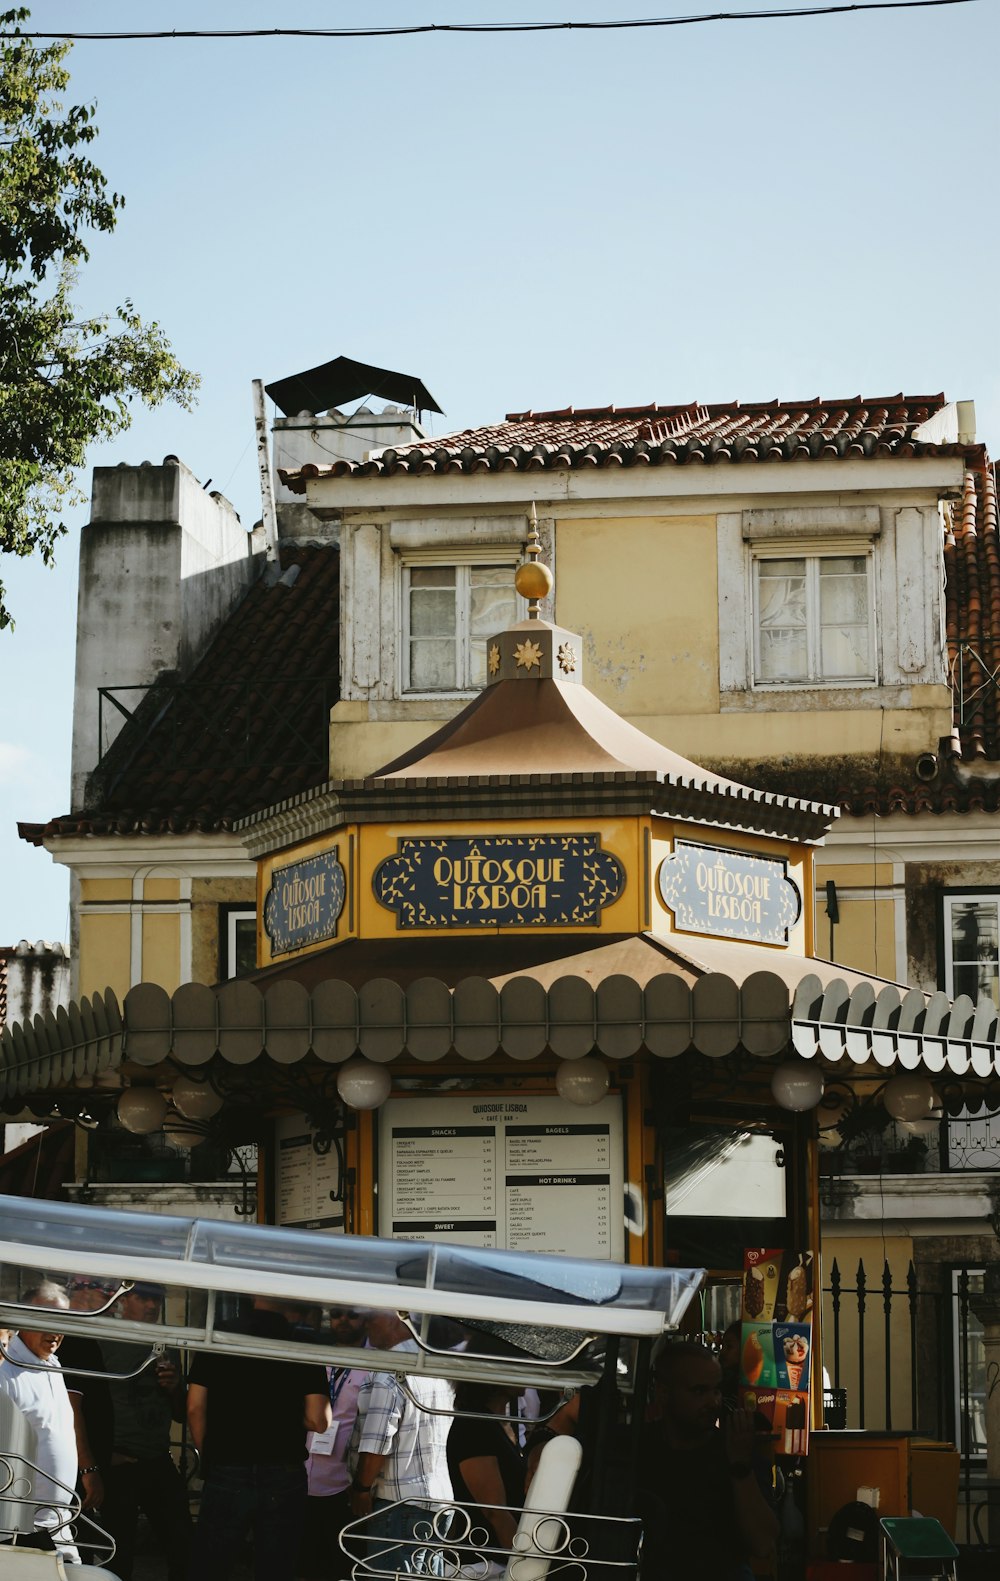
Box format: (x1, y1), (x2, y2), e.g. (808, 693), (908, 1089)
(117, 1087), (168, 1135)
(555, 1057), (610, 1107)
(162, 1116), (209, 1150)
(337, 1058), (392, 1111)
(770, 1062), (825, 1113)
(171, 1073), (224, 1121)
(883, 1074), (935, 1123)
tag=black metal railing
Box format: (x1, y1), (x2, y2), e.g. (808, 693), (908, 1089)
(96, 677), (335, 776)
(824, 1257), (989, 1541)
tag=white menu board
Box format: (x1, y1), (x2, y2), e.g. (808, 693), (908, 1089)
(274, 1112), (344, 1232)
(379, 1095), (623, 1260)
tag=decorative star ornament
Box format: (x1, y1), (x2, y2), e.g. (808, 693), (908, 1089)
(514, 638), (543, 671)
(488, 643), (501, 677)
(557, 642), (577, 674)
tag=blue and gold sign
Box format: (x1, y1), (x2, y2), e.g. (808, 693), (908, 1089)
(658, 840), (800, 946)
(374, 834), (626, 929)
(263, 848), (346, 956)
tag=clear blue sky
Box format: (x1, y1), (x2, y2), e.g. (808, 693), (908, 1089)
(2, 0), (998, 946)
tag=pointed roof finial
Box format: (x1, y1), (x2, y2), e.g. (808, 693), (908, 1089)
(514, 503), (554, 619)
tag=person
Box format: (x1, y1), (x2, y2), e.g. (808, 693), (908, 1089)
(348, 1311), (453, 1574)
(187, 1294), (330, 1581)
(57, 1276), (114, 1529)
(0, 1282), (80, 1562)
(298, 1306), (368, 1581)
(446, 1382), (523, 1572)
(637, 1341), (779, 1581)
(97, 1280), (191, 1581)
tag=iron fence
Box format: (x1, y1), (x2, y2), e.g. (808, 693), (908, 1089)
(824, 1257), (991, 1542)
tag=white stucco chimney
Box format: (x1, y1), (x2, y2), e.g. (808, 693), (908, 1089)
(272, 404), (427, 506)
(71, 457), (260, 807)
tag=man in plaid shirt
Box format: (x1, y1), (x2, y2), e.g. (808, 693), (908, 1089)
(348, 1311), (453, 1572)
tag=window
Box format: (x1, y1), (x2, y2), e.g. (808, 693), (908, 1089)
(753, 552), (875, 685)
(943, 893), (1000, 1008)
(952, 1269), (987, 1457)
(403, 563), (518, 692)
(220, 907), (256, 980)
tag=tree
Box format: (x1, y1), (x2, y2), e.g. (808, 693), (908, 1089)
(0, 6), (198, 629)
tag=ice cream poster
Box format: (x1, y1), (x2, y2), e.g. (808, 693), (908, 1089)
(741, 1247), (813, 1324)
(739, 1249), (814, 1453)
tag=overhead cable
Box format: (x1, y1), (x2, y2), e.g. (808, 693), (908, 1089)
(0, 0), (981, 45)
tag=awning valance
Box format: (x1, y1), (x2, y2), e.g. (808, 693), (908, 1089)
(2, 947), (999, 1101)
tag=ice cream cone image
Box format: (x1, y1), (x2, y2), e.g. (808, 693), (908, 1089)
(742, 1329), (765, 1386)
(783, 1334), (808, 1389)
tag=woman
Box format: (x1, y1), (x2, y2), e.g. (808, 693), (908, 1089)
(447, 1381), (524, 1573)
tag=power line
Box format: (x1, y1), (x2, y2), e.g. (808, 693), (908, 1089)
(0, 0), (980, 45)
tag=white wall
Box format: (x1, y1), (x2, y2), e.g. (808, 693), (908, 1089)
(71, 458), (259, 806)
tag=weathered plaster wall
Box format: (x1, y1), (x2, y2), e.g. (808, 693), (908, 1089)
(555, 514), (719, 716)
(72, 458), (259, 807)
(906, 859), (1000, 995)
(3, 940), (71, 1025)
(191, 877), (256, 983)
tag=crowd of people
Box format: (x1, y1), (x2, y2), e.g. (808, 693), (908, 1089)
(0, 1284), (780, 1581)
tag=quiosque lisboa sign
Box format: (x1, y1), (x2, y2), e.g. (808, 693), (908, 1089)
(374, 834), (626, 929)
(263, 848), (346, 956)
(658, 840), (800, 946)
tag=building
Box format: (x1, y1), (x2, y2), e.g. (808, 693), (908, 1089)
(9, 376), (1000, 1531)
(0, 940), (73, 1193)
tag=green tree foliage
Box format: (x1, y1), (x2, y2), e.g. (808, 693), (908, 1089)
(0, 6), (198, 628)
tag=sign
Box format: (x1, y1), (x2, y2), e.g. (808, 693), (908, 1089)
(739, 1247), (814, 1454)
(658, 839), (800, 946)
(373, 834), (625, 929)
(263, 848), (346, 956)
(274, 1113), (344, 1232)
(378, 1095), (624, 1258)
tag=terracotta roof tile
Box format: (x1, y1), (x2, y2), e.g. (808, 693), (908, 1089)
(280, 393), (956, 488)
(22, 545), (340, 844)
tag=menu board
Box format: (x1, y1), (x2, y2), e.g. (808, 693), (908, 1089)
(738, 1246), (814, 1454)
(379, 1095), (623, 1259)
(274, 1112), (344, 1232)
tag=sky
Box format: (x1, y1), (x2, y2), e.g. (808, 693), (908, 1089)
(1, 0), (998, 947)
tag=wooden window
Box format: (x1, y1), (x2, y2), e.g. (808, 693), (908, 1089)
(220, 906), (256, 980)
(943, 893), (1000, 1008)
(753, 552), (875, 685)
(403, 562), (517, 692)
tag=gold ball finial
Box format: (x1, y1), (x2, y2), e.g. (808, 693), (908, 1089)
(518, 502), (552, 618)
(515, 559), (553, 601)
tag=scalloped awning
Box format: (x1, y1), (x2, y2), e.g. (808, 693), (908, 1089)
(1, 939), (998, 1101)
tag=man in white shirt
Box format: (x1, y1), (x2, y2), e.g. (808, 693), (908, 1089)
(0, 1282), (80, 1563)
(349, 1311), (453, 1574)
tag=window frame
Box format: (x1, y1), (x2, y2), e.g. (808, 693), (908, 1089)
(750, 541), (877, 690)
(940, 889), (1000, 1007)
(951, 1267), (987, 1460)
(399, 549), (522, 697)
(219, 905), (257, 981)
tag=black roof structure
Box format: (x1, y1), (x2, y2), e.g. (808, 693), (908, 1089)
(265, 355), (443, 418)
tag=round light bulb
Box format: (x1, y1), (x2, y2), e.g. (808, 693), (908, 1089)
(770, 1062), (825, 1113)
(171, 1073), (224, 1121)
(555, 1057), (610, 1107)
(883, 1074), (935, 1122)
(336, 1058), (392, 1111)
(117, 1087), (168, 1135)
(162, 1117), (209, 1150)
